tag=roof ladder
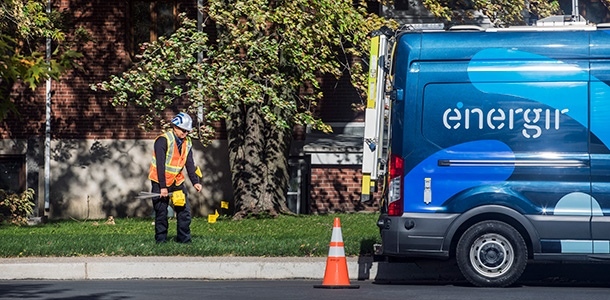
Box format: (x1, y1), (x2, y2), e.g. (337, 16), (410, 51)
(361, 31), (391, 202)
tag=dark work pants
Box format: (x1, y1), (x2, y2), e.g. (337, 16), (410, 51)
(151, 181), (192, 243)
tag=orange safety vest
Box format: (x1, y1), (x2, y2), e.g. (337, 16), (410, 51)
(148, 131), (193, 187)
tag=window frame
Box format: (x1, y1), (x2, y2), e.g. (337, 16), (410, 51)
(127, 0), (180, 58)
(0, 155), (26, 193)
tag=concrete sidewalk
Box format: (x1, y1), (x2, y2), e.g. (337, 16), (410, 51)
(0, 256), (463, 281)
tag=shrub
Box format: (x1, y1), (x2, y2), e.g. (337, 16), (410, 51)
(0, 188), (35, 225)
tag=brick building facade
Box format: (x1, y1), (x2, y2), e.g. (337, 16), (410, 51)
(1, 0), (380, 220)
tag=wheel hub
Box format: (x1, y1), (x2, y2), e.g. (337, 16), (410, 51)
(479, 242), (505, 268)
(469, 233), (514, 278)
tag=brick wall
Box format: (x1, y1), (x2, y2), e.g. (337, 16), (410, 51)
(2, 0), (364, 139)
(50, 0), (198, 140)
(309, 166), (379, 213)
(1, 1), (375, 217)
(2, 0), (202, 140)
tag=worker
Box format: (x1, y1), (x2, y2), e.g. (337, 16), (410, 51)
(148, 112), (202, 243)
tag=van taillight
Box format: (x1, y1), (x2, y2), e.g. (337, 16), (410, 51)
(387, 154), (404, 216)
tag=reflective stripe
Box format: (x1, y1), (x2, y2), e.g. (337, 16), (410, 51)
(327, 226), (346, 257)
(163, 132), (184, 175)
(328, 246), (346, 257)
(148, 131), (192, 186)
(330, 228), (343, 243)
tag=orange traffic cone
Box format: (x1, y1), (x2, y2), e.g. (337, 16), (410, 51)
(314, 217), (360, 289)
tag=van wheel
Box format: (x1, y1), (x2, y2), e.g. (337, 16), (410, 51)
(456, 220), (527, 287)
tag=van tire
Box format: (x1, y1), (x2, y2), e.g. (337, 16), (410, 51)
(456, 220), (527, 287)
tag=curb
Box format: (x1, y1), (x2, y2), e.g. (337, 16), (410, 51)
(0, 256), (463, 281)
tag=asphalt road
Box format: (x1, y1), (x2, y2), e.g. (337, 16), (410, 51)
(2, 279), (610, 300)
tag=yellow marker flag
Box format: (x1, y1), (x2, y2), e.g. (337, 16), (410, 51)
(221, 201), (229, 209)
(207, 209), (219, 223)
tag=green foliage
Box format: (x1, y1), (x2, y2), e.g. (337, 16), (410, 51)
(529, 0), (562, 22)
(0, 188), (35, 226)
(206, 0), (381, 133)
(93, 1), (393, 218)
(94, 1), (391, 142)
(0, 0), (84, 121)
(93, 16), (215, 137)
(0, 214), (380, 257)
(421, 0), (561, 26)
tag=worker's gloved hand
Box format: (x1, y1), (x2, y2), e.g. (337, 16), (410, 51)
(160, 188), (169, 198)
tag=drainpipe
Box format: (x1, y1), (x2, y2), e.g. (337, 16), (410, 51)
(197, 0), (204, 123)
(44, 0), (52, 211)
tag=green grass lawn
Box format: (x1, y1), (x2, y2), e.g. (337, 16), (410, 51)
(0, 213), (381, 258)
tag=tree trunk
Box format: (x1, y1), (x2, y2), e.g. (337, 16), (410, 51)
(226, 103), (293, 219)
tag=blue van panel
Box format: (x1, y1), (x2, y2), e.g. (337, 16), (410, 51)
(381, 28), (610, 259)
(419, 31), (590, 61)
(590, 30), (610, 58)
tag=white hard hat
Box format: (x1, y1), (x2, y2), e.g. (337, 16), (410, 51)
(171, 112), (193, 131)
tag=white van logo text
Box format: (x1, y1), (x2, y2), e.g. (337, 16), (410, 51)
(442, 102), (569, 139)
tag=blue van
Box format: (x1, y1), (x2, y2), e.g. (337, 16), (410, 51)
(374, 22), (610, 287)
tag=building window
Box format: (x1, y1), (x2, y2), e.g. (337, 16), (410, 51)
(0, 156), (26, 193)
(286, 157), (310, 214)
(128, 0), (197, 56)
(394, 0), (410, 10)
